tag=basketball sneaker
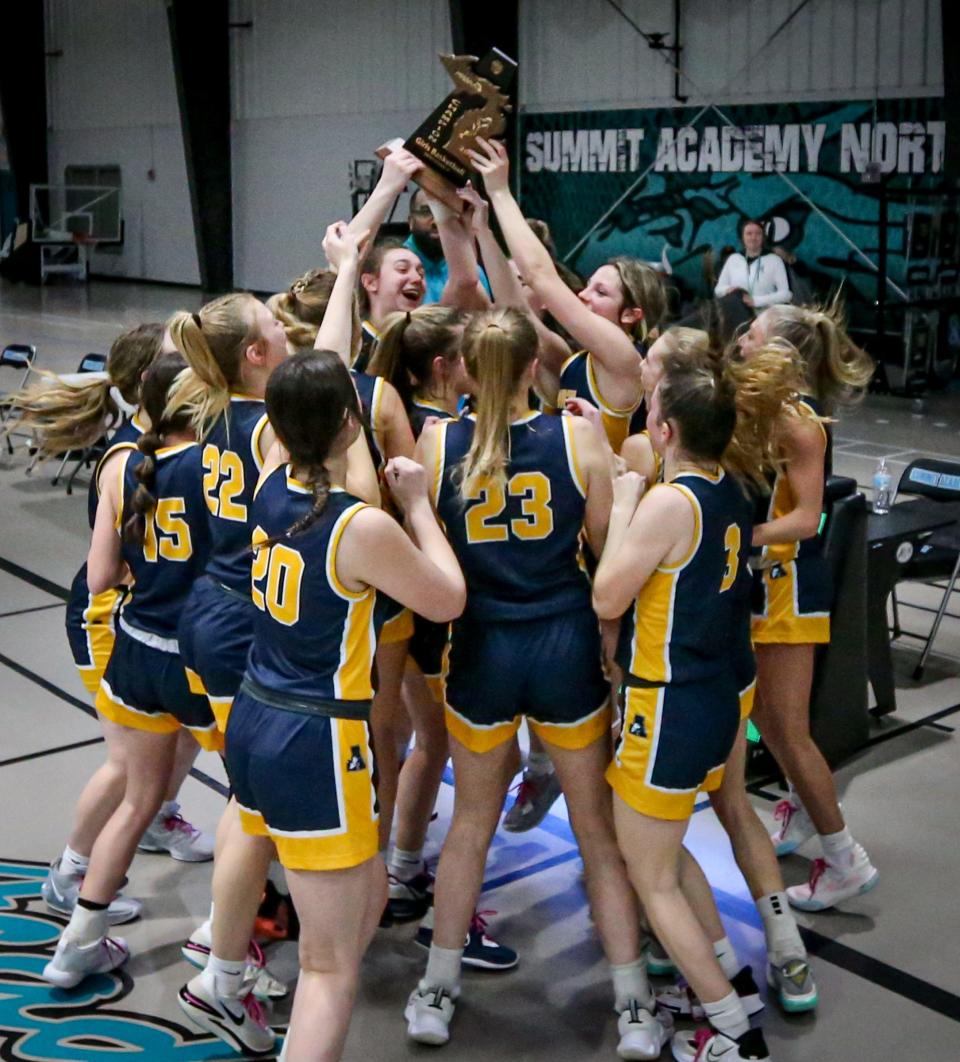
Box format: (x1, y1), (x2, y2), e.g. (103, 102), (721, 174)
(770, 798), (815, 857)
(767, 956), (818, 1012)
(656, 966), (763, 1022)
(41, 860), (142, 925)
(671, 1026), (770, 1062)
(177, 972), (276, 1056)
(787, 848), (879, 911)
(405, 984), (458, 1045)
(502, 769), (562, 832)
(42, 934), (129, 988)
(383, 869), (433, 925)
(138, 804), (214, 862)
(643, 935), (678, 977)
(415, 910), (518, 970)
(181, 923), (288, 1000)
(617, 999), (672, 1060)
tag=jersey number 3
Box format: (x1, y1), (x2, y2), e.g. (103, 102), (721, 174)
(202, 445), (247, 522)
(720, 523), (741, 593)
(465, 473), (554, 544)
(251, 527), (304, 626)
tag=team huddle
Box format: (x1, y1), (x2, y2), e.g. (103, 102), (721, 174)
(10, 139), (879, 1062)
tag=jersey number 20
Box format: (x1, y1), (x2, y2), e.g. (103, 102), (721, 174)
(251, 527), (304, 626)
(464, 472), (554, 544)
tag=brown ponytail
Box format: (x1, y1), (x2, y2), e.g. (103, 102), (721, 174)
(456, 308), (537, 498)
(123, 353), (191, 546)
(608, 256), (667, 341)
(268, 269), (363, 362)
(368, 305), (462, 413)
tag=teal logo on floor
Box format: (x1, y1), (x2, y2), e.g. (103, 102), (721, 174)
(0, 859), (238, 1059)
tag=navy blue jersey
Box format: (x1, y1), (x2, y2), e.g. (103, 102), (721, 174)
(245, 468), (384, 706)
(617, 468), (754, 684)
(351, 369), (385, 471)
(85, 411), (147, 529)
(435, 412), (591, 621)
(557, 350), (645, 453)
(201, 397), (270, 593)
(755, 395), (831, 567)
(353, 319), (380, 375)
(410, 399), (453, 441)
(117, 444), (211, 639)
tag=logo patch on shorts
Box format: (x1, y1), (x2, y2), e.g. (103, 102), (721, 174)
(346, 745), (366, 771)
(629, 715), (647, 738)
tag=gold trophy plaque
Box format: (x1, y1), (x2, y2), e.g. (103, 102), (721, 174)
(378, 48), (517, 212)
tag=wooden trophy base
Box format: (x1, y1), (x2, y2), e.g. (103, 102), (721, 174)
(377, 139), (465, 214)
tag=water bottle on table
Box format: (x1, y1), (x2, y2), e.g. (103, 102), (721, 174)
(873, 458), (892, 514)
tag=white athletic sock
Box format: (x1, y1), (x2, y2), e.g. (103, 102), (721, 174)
(712, 935), (740, 979)
(60, 845), (89, 877)
(756, 891), (805, 966)
(610, 958), (654, 1011)
(158, 800), (179, 820)
(526, 751), (553, 777)
(389, 847), (424, 882)
(819, 826), (855, 865)
(422, 943), (462, 994)
(65, 903), (108, 946)
(201, 953), (245, 999)
(702, 989), (750, 1041)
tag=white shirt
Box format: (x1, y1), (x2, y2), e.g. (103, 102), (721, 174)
(714, 252), (792, 308)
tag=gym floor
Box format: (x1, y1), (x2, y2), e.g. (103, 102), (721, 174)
(0, 279), (958, 1060)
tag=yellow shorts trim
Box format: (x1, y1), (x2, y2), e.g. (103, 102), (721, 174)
(444, 703), (520, 753)
(187, 722), (225, 753)
(77, 619), (118, 694)
(606, 686), (725, 821)
(752, 562), (830, 644)
(381, 607), (414, 645)
(425, 673), (446, 705)
(739, 679), (756, 722)
(95, 679), (180, 735)
(209, 695), (233, 733)
(238, 803), (270, 836)
(530, 701), (612, 751)
(185, 667), (208, 696)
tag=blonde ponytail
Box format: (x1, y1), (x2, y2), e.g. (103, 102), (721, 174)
(761, 296), (873, 413)
(2, 322), (162, 457)
(268, 269), (362, 361)
(165, 293), (259, 436)
(457, 308), (537, 498)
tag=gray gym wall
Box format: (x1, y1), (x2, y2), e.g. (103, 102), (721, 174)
(42, 0), (944, 292)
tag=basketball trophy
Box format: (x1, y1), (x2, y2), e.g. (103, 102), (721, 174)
(378, 48), (517, 212)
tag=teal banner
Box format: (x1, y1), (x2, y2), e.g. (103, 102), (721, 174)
(518, 98), (948, 305)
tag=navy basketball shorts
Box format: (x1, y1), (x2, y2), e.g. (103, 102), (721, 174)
(607, 671), (740, 821)
(178, 576), (256, 732)
(751, 555), (830, 645)
(408, 614), (450, 703)
(444, 606), (611, 754)
(226, 691), (379, 871)
(96, 626), (221, 751)
(65, 563), (125, 695)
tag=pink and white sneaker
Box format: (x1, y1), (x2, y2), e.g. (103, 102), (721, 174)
(787, 847), (879, 911)
(770, 799), (815, 856)
(138, 804), (214, 862)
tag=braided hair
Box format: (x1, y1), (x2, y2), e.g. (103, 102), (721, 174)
(124, 353), (191, 546)
(262, 350), (363, 543)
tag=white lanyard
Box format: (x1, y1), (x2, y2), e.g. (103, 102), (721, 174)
(745, 256), (762, 294)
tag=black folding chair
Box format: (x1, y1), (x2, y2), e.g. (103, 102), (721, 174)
(0, 343), (38, 454)
(891, 458), (960, 678)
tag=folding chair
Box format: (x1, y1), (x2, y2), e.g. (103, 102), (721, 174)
(0, 343), (38, 454)
(891, 458), (960, 679)
(49, 352), (109, 492)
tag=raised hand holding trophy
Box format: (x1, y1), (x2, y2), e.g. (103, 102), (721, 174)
(378, 48), (517, 212)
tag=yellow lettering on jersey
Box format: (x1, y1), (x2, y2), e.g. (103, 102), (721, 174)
(510, 472), (554, 541)
(720, 523), (740, 593)
(142, 498), (192, 563)
(464, 472), (554, 544)
(202, 445), (247, 522)
(251, 525), (304, 627)
(464, 480), (509, 543)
